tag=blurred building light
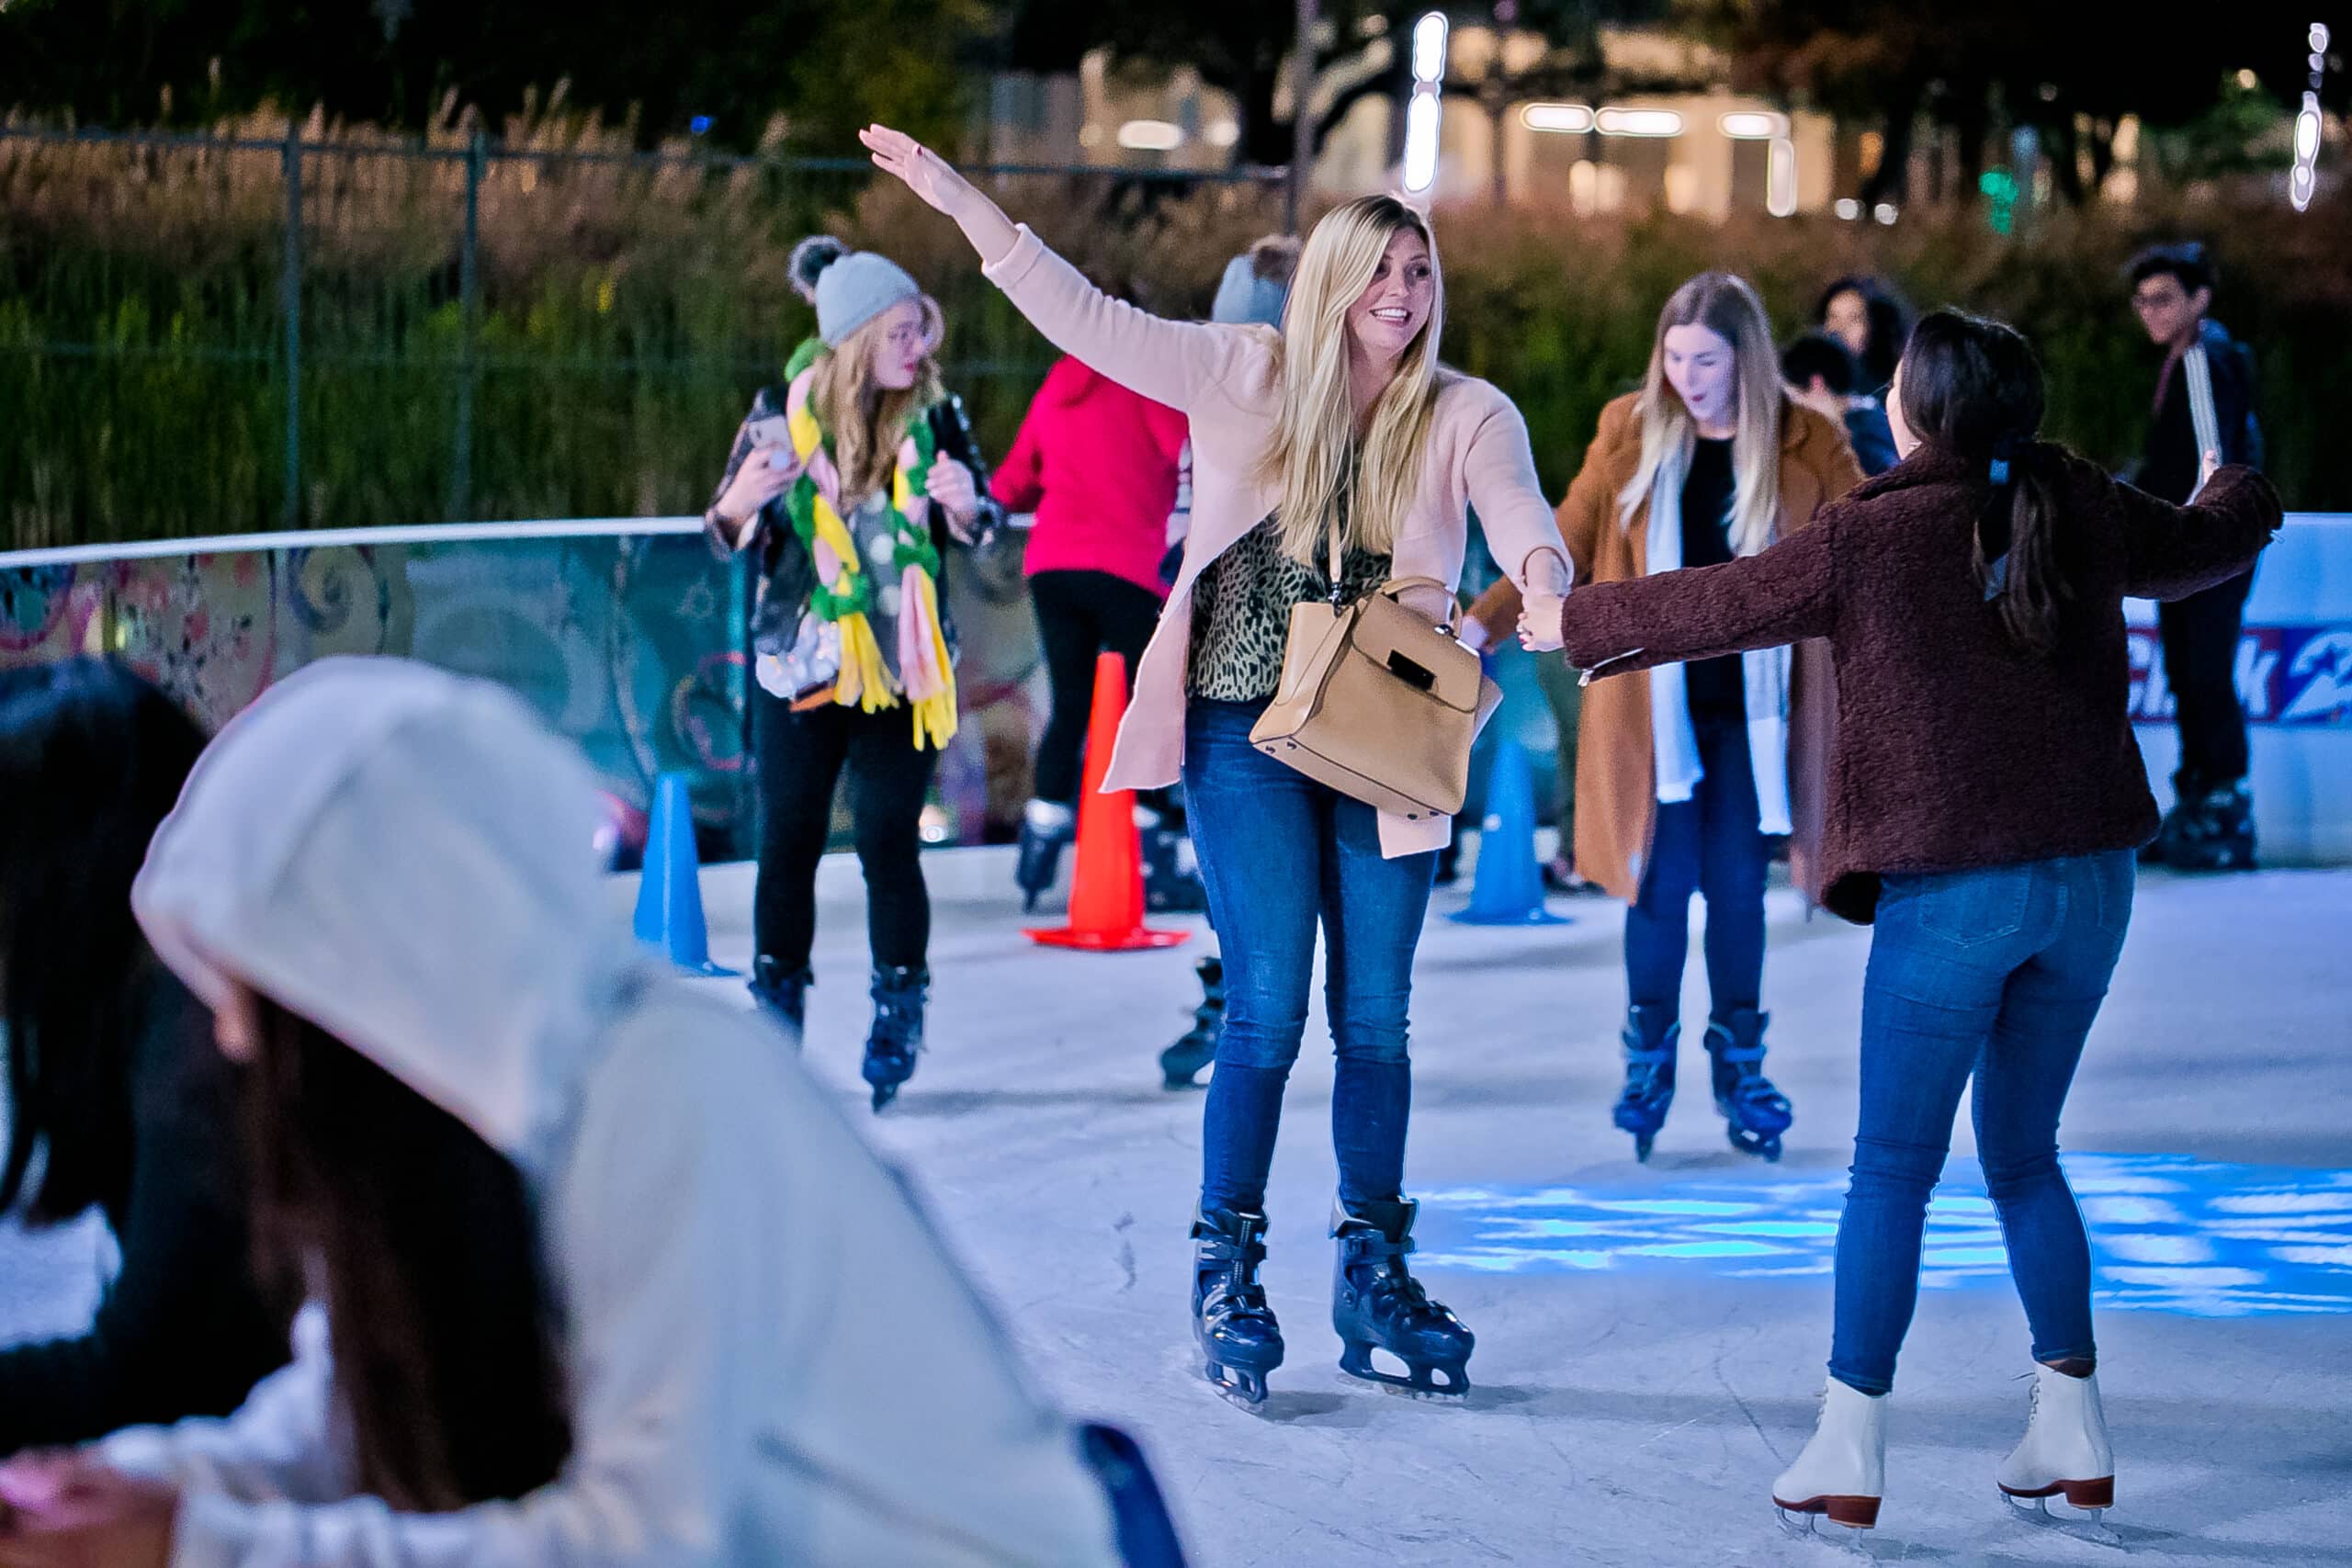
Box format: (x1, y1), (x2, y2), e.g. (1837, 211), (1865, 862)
(1521, 102), (1597, 134)
(1595, 107), (1684, 138)
(2293, 26), (2328, 214)
(1767, 137), (1798, 216)
(2236, 69), (2260, 89)
(1568, 158), (1599, 215)
(1402, 10), (1449, 197)
(1663, 164), (1700, 213)
(1873, 201), (1899, 225)
(1402, 91), (1442, 193)
(1719, 110), (1789, 141)
(2292, 96), (2323, 211)
(1412, 12), (1451, 85)
(1206, 119), (1241, 149)
(1835, 197), (1861, 220)
(689, 116), (714, 136)
(1118, 119), (1184, 152)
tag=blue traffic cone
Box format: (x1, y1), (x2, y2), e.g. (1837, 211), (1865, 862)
(633, 773), (736, 975)
(1449, 738), (1568, 926)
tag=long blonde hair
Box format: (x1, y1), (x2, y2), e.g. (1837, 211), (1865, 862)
(1618, 272), (1785, 557)
(1258, 196), (1446, 568)
(808, 299), (945, 504)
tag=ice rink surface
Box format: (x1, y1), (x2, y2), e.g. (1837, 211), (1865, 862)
(6, 857), (2347, 1566)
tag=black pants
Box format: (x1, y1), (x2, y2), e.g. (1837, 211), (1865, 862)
(2157, 565), (2256, 785)
(753, 690), (939, 974)
(1030, 570), (1162, 806)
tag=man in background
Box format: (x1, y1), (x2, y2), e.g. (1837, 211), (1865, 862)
(2128, 242), (2266, 871)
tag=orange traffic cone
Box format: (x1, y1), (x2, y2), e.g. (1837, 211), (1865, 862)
(1027, 651), (1190, 953)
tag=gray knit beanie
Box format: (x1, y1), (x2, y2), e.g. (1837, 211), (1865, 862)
(790, 236), (924, 347)
(1212, 235), (1300, 327)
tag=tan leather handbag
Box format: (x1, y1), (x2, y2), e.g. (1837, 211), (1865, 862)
(1248, 514), (1503, 820)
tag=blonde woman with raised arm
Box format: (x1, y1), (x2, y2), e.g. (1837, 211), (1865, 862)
(864, 125), (1572, 1411)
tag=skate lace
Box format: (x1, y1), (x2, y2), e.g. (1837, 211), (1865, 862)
(1367, 1260), (1453, 1326)
(1203, 1269), (1274, 1325)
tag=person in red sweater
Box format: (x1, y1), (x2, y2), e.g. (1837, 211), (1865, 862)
(992, 316), (1190, 910)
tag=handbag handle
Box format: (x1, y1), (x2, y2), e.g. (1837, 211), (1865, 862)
(1374, 575), (1460, 634)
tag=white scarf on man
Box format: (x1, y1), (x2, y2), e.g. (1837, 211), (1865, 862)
(1640, 447), (1794, 835)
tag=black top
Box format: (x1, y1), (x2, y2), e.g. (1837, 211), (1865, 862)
(0, 968), (290, 1457)
(1679, 438), (1746, 723)
(2141, 318), (2264, 505)
(1188, 518), (1392, 703)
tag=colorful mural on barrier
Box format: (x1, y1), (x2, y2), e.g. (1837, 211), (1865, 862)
(0, 527), (1048, 861)
(0, 534), (759, 852)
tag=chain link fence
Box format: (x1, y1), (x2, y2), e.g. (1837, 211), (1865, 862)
(1, 125), (1291, 548)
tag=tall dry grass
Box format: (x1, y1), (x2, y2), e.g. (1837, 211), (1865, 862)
(4, 104), (2346, 547)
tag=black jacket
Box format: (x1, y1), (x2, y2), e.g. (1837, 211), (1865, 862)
(2140, 318), (2264, 505)
(0, 969), (289, 1456)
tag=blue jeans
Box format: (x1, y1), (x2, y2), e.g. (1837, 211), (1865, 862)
(1182, 700), (1438, 1214)
(1829, 852), (2133, 1395)
(1625, 714), (1768, 1021)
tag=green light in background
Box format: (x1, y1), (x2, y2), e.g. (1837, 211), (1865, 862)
(1980, 168), (2018, 234)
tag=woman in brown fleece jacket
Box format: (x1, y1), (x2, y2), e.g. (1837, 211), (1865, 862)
(1538, 310), (2279, 1533)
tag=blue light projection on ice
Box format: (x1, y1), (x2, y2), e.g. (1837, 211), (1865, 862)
(1415, 1153), (2352, 1317)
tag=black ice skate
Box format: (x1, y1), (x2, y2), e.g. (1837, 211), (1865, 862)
(2171, 777), (2257, 872)
(2141, 769), (2204, 866)
(1159, 957), (1224, 1089)
(1015, 799), (1075, 913)
(1190, 1206), (1284, 1409)
(748, 957), (811, 1051)
(1138, 807), (1208, 913)
(861, 965), (927, 1112)
(1329, 1197), (1473, 1397)
(1613, 1006), (1679, 1162)
(1705, 1008), (1793, 1162)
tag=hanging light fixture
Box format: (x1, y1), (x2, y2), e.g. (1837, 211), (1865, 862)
(1401, 11), (1450, 196)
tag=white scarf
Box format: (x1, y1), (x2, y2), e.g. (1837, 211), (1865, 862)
(1641, 446), (1793, 835)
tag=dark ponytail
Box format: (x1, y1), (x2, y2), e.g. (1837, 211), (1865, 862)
(1896, 310), (2072, 654)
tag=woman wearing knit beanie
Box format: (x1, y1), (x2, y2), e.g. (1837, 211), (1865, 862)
(703, 235), (1004, 1112)
(865, 123), (1572, 1412)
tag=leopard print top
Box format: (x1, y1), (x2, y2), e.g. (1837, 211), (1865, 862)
(1186, 517), (1393, 703)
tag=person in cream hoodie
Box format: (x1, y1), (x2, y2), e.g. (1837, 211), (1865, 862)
(0, 657), (1176, 1568)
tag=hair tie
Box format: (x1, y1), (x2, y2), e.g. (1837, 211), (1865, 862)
(1988, 430), (2024, 487)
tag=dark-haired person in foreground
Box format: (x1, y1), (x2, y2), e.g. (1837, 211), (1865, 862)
(0, 659), (288, 1459)
(1528, 311), (2278, 1535)
(2126, 241), (2267, 871)
(0, 658), (1177, 1568)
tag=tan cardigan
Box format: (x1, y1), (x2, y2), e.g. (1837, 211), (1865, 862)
(1468, 391), (1865, 902)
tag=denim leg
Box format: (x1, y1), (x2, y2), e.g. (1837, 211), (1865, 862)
(1624, 796), (1702, 1015)
(1829, 864), (2048, 1395)
(1320, 791), (1438, 1207)
(1974, 853), (2132, 1370)
(1692, 719), (1767, 1021)
(1184, 701), (1324, 1214)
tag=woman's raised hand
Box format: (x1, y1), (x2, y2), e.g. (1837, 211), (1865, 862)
(860, 126), (1019, 265)
(861, 126), (977, 220)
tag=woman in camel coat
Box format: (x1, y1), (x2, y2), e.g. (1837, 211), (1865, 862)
(1471, 272), (1863, 1164)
